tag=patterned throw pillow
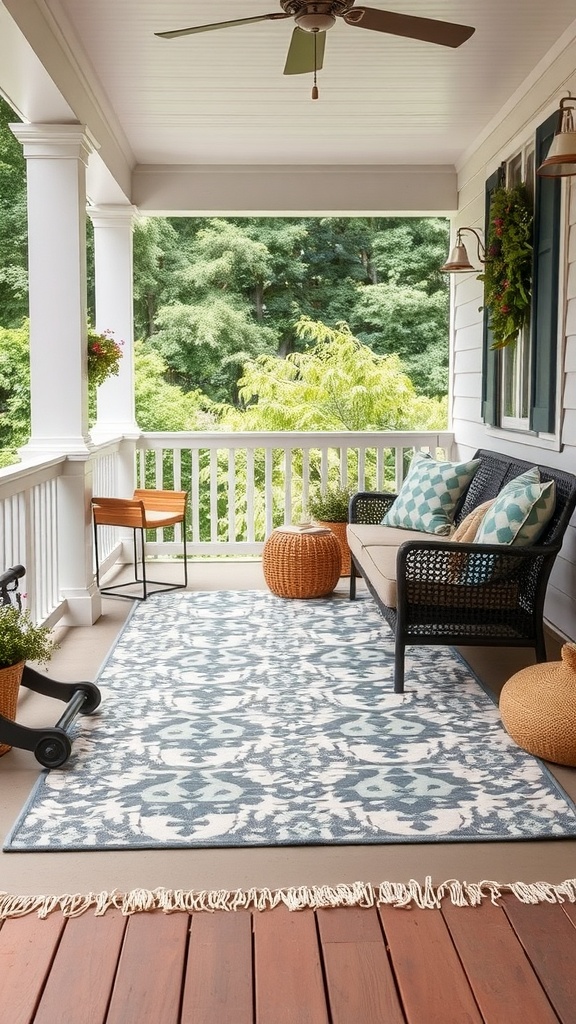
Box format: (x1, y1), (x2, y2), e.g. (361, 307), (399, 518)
(381, 452), (481, 536)
(475, 468), (556, 547)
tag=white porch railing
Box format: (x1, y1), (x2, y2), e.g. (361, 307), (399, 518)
(135, 430), (455, 556)
(0, 456), (66, 626)
(0, 430), (454, 625)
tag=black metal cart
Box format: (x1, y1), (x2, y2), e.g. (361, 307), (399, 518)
(0, 565), (101, 768)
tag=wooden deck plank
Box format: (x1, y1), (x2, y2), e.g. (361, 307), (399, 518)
(254, 906), (329, 1024)
(181, 910), (253, 1024)
(561, 902), (576, 930)
(0, 915), (65, 1024)
(379, 906), (484, 1024)
(32, 909), (127, 1024)
(105, 911), (189, 1024)
(502, 896), (576, 1024)
(317, 907), (406, 1024)
(442, 900), (559, 1024)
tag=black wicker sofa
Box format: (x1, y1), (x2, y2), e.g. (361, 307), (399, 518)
(347, 449), (576, 693)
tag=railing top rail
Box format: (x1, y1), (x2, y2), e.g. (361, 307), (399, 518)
(0, 455), (66, 499)
(137, 430), (454, 447)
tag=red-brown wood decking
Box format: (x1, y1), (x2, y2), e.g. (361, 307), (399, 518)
(1, 898), (576, 1023)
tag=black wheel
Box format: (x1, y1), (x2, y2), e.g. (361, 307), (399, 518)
(77, 683), (102, 715)
(35, 734), (71, 768)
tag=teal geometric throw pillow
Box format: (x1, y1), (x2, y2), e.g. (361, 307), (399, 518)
(475, 468), (556, 547)
(381, 452), (481, 536)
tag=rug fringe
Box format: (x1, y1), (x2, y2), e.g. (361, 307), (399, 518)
(2, 877), (576, 919)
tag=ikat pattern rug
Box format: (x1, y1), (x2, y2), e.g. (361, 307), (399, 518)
(5, 590), (576, 851)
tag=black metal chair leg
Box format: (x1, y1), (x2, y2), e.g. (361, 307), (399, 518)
(394, 639), (405, 694)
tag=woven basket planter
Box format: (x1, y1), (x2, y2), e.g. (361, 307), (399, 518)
(0, 660), (25, 756)
(499, 643), (576, 766)
(263, 528), (342, 599)
(314, 520), (351, 577)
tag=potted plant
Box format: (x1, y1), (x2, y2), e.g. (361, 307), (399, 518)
(307, 486), (354, 576)
(0, 605), (58, 755)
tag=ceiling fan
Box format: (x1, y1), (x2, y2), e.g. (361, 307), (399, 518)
(155, 2), (475, 97)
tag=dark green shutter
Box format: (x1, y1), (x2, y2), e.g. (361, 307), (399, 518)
(482, 166), (505, 425)
(530, 112), (561, 432)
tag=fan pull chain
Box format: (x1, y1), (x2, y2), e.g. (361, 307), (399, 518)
(312, 31), (319, 100)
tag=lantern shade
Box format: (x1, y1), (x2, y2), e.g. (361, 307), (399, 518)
(537, 96), (576, 177)
(537, 130), (576, 177)
(440, 242), (475, 273)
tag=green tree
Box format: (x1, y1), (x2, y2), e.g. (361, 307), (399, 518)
(132, 217), (193, 341)
(152, 297), (278, 403)
(225, 317), (446, 432)
(351, 283), (449, 396)
(134, 341), (213, 430)
(0, 98), (27, 327)
(0, 323), (31, 466)
(370, 218), (449, 292)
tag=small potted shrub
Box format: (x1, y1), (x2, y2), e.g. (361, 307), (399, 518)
(0, 606), (58, 754)
(307, 486), (354, 576)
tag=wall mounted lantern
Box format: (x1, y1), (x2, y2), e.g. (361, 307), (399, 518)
(440, 227), (486, 273)
(537, 95), (576, 177)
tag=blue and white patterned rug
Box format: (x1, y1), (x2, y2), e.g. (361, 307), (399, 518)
(5, 590), (576, 851)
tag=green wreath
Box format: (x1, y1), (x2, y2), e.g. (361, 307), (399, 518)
(479, 183), (533, 349)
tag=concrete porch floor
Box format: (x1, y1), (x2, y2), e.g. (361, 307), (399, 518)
(0, 559), (574, 898)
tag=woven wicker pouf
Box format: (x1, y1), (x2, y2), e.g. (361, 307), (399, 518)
(263, 527), (342, 599)
(499, 643), (576, 766)
(314, 520), (351, 577)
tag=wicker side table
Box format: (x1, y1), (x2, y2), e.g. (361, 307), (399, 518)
(262, 527), (342, 599)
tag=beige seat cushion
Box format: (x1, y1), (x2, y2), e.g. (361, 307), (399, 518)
(357, 544), (400, 607)
(347, 523), (439, 551)
(347, 524), (450, 609)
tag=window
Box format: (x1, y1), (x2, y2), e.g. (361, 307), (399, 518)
(482, 112), (562, 436)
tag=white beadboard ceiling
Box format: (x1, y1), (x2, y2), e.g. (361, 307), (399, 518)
(3, 1), (576, 174)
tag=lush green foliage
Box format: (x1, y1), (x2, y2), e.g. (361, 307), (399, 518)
(0, 606), (58, 667)
(0, 323), (31, 466)
(479, 184), (533, 349)
(132, 214), (451, 404)
(225, 318), (446, 432)
(0, 98), (27, 327)
(134, 342), (213, 431)
(350, 283), (449, 395)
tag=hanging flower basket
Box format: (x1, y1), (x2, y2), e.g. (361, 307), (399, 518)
(478, 183), (533, 349)
(87, 327), (123, 388)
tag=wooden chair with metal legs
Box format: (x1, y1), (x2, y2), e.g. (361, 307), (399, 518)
(92, 490), (188, 600)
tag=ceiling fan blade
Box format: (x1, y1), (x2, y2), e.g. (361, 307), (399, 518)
(283, 28), (326, 76)
(156, 13), (290, 40)
(343, 7), (474, 48)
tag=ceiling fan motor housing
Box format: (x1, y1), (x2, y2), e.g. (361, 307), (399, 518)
(281, 1), (356, 32)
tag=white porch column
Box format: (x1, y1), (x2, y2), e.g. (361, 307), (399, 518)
(11, 124), (93, 455)
(10, 123), (101, 624)
(88, 204), (140, 451)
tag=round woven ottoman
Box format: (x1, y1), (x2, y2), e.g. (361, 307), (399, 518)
(262, 527), (342, 599)
(499, 643), (576, 766)
(314, 520), (351, 577)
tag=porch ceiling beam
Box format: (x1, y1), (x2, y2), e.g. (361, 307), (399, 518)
(132, 164), (458, 216)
